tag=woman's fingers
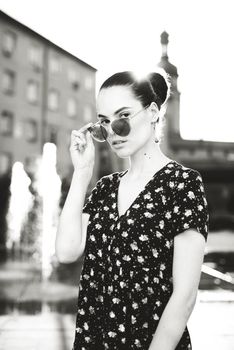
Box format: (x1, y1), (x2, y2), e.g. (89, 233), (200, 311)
(71, 133), (86, 145)
(70, 123), (94, 152)
(71, 123), (93, 143)
(69, 124), (95, 171)
(71, 131), (86, 146)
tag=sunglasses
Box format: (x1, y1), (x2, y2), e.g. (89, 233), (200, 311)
(85, 105), (149, 142)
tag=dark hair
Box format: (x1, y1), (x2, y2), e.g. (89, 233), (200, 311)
(99, 70), (171, 110)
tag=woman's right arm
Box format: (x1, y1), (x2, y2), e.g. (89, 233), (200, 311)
(55, 169), (91, 263)
(55, 124), (95, 263)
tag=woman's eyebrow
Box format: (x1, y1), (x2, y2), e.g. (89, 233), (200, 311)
(97, 106), (131, 119)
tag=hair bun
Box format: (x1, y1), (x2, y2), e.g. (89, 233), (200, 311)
(147, 72), (170, 106)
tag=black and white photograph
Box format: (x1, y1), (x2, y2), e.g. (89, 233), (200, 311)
(0, 1), (234, 349)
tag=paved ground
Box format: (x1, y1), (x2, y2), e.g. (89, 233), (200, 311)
(188, 292), (234, 350)
(0, 292), (234, 350)
(0, 259), (234, 350)
(0, 294), (234, 350)
(0, 312), (75, 350)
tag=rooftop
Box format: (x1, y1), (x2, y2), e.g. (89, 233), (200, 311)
(0, 10), (97, 71)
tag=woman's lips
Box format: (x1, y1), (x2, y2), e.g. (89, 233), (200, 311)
(112, 140), (127, 148)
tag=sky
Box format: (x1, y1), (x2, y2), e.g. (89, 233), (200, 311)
(0, 0), (233, 142)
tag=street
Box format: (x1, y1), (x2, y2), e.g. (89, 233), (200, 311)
(0, 289), (234, 350)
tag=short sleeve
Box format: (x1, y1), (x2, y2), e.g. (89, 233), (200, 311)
(172, 169), (209, 241)
(83, 176), (108, 217)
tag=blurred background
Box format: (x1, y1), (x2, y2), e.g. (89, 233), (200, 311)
(0, 1), (234, 349)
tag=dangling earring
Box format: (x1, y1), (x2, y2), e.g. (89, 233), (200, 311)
(152, 120), (159, 143)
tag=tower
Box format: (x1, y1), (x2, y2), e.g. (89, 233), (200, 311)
(158, 31), (181, 156)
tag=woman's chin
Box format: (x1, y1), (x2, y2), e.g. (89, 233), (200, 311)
(113, 148), (133, 158)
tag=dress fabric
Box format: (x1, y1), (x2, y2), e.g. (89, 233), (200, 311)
(72, 160), (209, 350)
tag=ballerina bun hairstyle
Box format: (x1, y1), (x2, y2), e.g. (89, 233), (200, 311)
(99, 69), (171, 111)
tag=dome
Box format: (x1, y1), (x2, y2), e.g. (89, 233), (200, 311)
(158, 57), (178, 77)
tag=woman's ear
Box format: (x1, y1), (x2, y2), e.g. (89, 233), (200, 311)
(149, 102), (159, 123)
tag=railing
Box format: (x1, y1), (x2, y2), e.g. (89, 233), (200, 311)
(5, 244), (38, 262)
(202, 264), (234, 284)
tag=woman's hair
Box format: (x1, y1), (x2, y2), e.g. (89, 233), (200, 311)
(99, 70), (171, 110)
(99, 69), (171, 143)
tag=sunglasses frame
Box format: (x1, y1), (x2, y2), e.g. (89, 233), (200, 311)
(86, 104), (150, 142)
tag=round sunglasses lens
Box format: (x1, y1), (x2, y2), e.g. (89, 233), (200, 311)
(91, 125), (107, 142)
(112, 119), (130, 136)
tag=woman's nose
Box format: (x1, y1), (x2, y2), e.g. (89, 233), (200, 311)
(106, 123), (115, 136)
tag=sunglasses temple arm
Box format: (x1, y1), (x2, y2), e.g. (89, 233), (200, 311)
(82, 121), (100, 133)
(129, 105), (150, 121)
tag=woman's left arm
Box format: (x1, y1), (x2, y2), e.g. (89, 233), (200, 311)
(148, 228), (206, 350)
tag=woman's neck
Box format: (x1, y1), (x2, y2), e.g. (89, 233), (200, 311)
(126, 141), (171, 180)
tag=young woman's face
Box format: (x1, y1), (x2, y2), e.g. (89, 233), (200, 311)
(96, 86), (156, 158)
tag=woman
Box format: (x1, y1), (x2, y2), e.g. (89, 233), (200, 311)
(56, 70), (209, 350)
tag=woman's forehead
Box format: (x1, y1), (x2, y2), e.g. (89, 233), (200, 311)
(96, 85), (141, 114)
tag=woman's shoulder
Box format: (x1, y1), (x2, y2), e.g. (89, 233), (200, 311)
(171, 160), (202, 180)
(170, 161), (204, 194)
(95, 171), (120, 187)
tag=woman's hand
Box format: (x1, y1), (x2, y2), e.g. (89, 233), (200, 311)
(70, 123), (95, 172)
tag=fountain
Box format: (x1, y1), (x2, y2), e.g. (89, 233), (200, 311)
(6, 162), (34, 259)
(36, 143), (62, 281)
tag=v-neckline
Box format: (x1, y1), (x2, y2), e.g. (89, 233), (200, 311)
(115, 160), (175, 220)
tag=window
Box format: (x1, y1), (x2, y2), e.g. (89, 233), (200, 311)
(47, 125), (58, 144)
(49, 56), (61, 74)
(2, 30), (16, 57)
(0, 152), (12, 175)
(24, 120), (38, 142)
(0, 110), (14, 136)
(27, 80), (39, 104)
(68, 68), (80, 90)
(227, 152), (234, 161)
(67, 97), (77, 117)
(28, 44), (42, 71)
(83, 105), (93, 122)
(2, 69), (15, 95)
(14, 121), (23, 138)
(25, 156), (37, 174)
(84, 75), (94, 91)
(48, 89), (59, 111)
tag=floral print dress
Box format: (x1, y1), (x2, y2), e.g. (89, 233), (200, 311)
(72, 160), (209, 350)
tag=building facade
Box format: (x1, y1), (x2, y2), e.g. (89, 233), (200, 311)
(0, 10), (97, 182)
(158, 31), (234, 229)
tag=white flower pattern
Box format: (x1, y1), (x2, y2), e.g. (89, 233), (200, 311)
(72, 160), (209, 350)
